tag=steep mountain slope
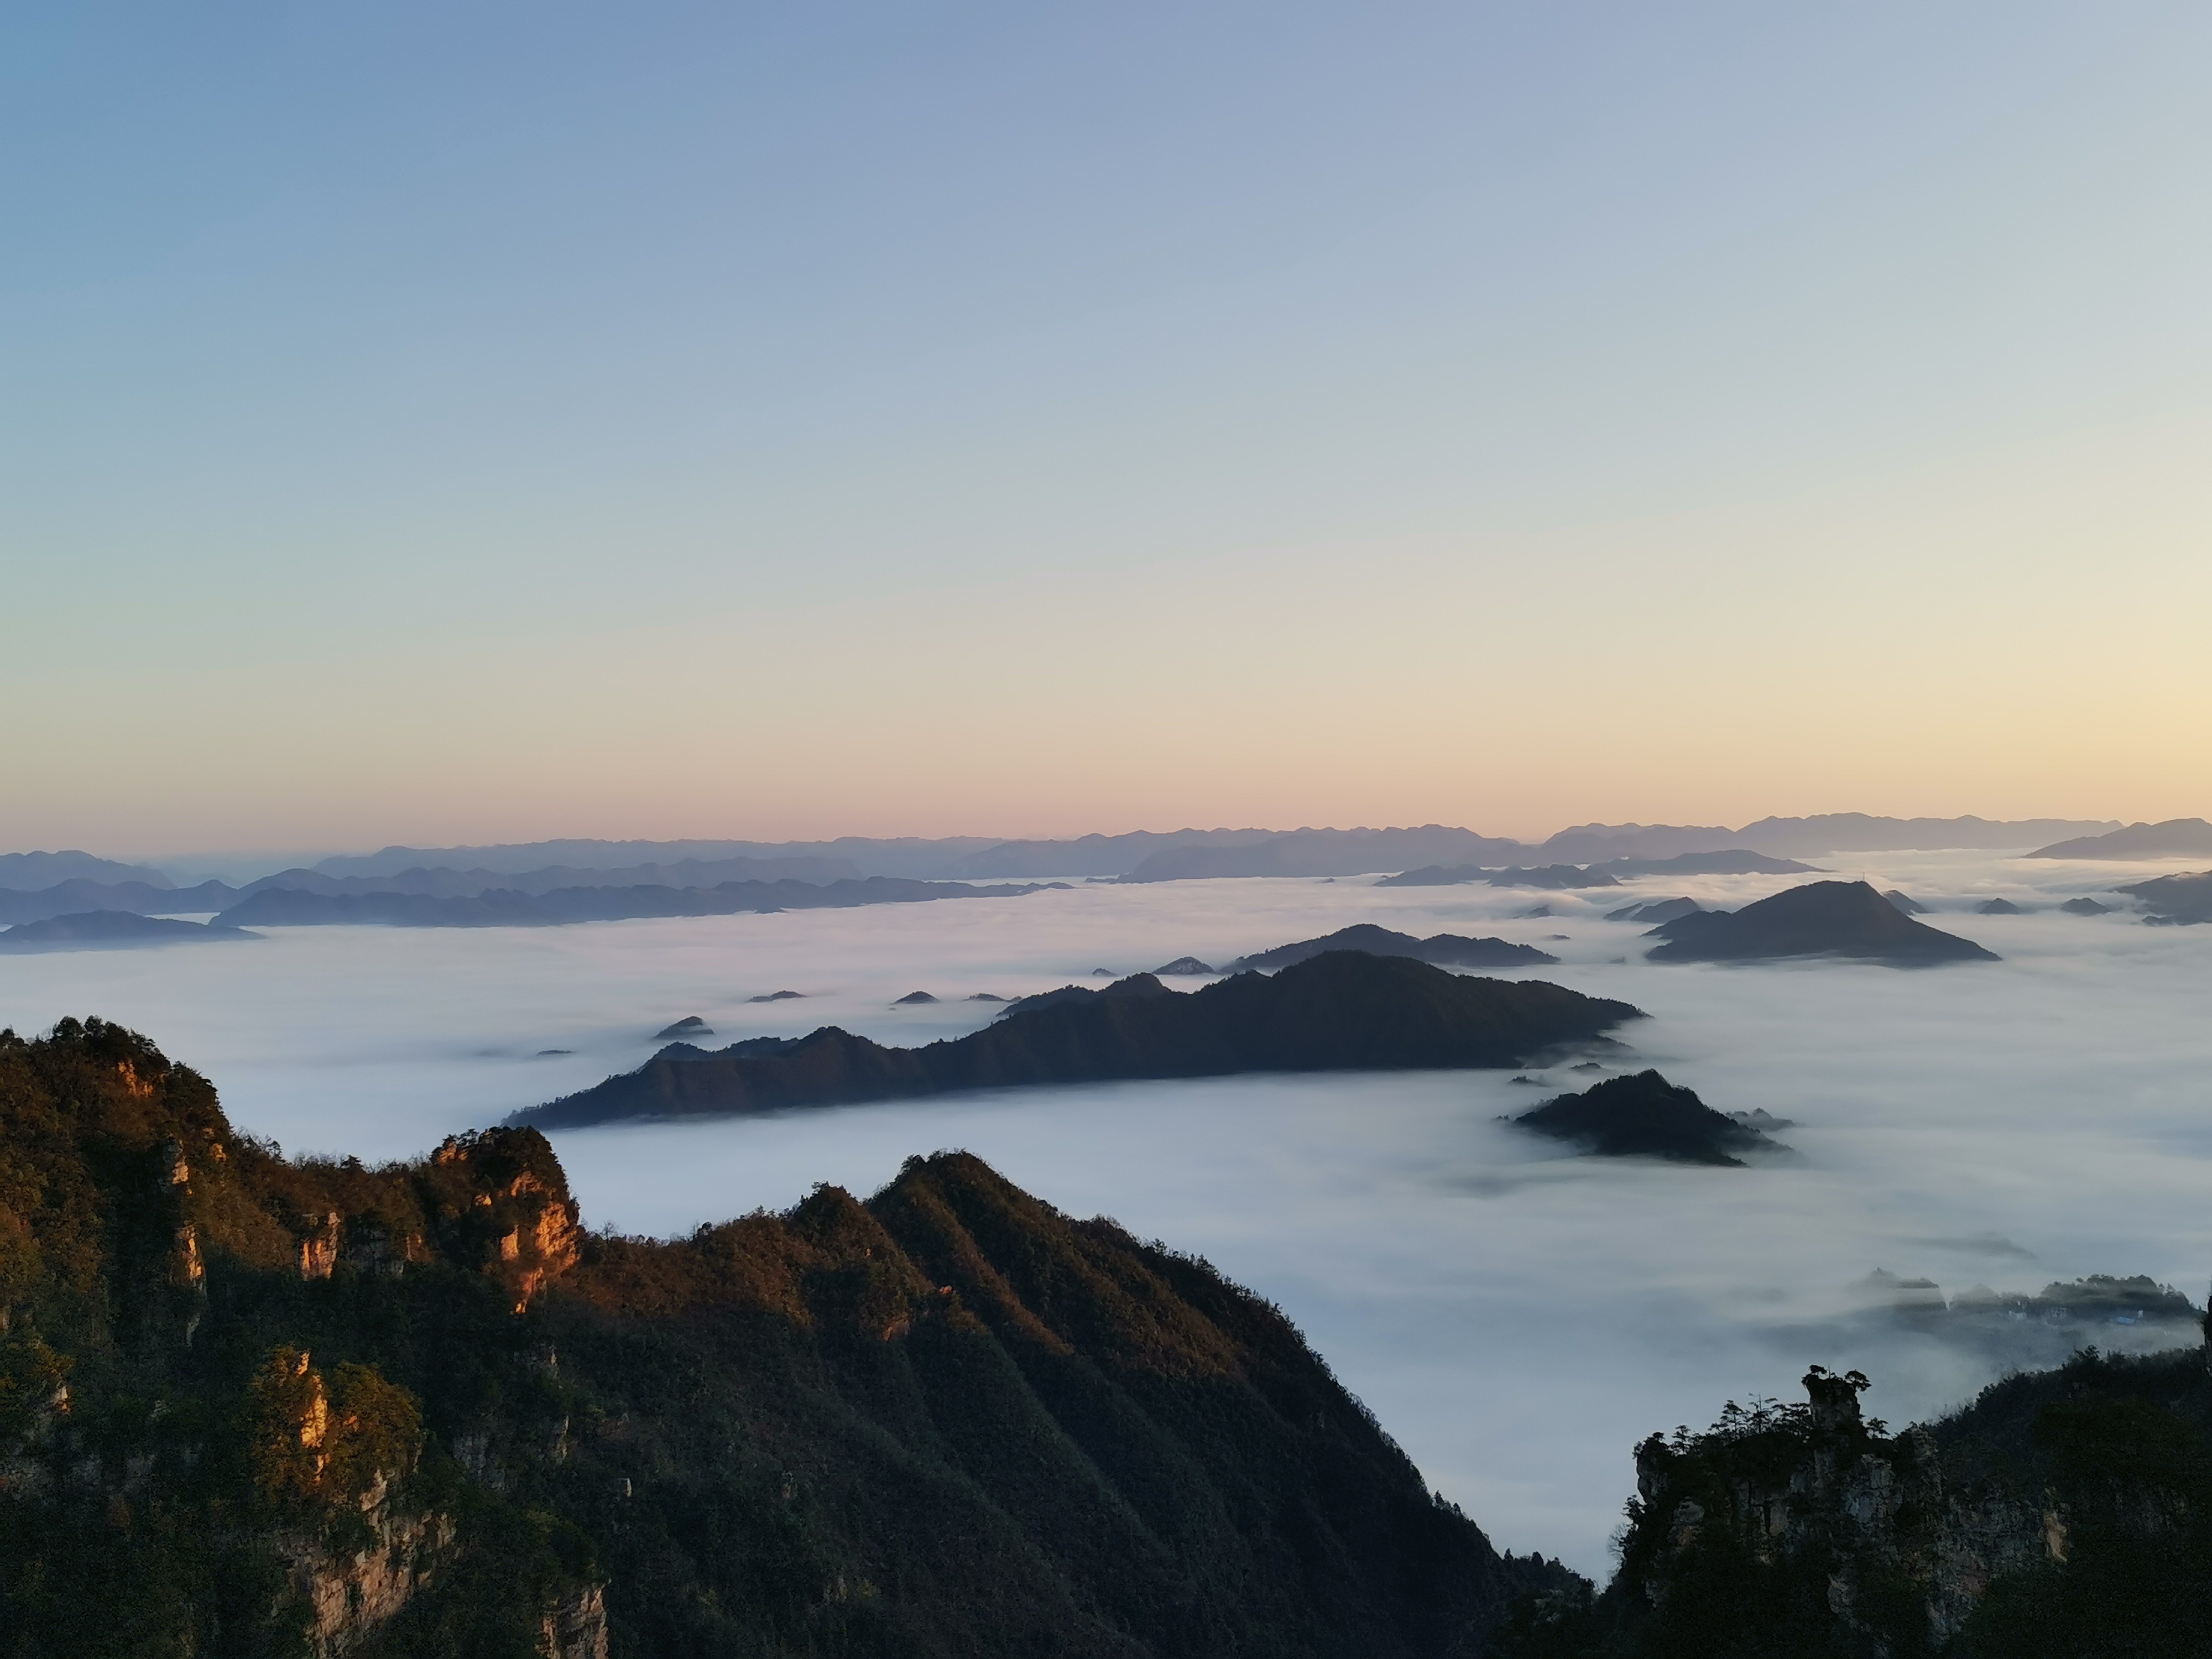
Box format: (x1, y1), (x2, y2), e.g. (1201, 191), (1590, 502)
(0, 1018), (1568, 1657)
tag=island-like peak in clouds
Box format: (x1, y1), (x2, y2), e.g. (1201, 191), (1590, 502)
(1644, 880), (2000, 967)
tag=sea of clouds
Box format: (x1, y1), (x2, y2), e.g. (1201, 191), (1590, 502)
(5, 849), (2210, 1573)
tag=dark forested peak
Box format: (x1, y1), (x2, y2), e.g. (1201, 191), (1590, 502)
(1976, 897), (2025, 915)
(2060, 896), (2115, 915)
(519, 951), (1642, 1129)
(2030, 817), (2212, 859)
(996, 972), (1173, 1019)
(653, 1015), (711, 1039)
(1232, 924), (1557, 970)
(2119, 869), (2212, 924)
(1882, 888), (1927, 914)
(1151, 955), (1215, 975)
(1645, 880), (1999, 966)
(1512, 1070), (1787, 1165)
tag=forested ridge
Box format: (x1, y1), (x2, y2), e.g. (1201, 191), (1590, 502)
(0, 1017), (1563, 1656)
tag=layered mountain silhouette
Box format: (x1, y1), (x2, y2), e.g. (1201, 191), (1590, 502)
(1229, 924), (1559, 970)
(214, 876), (1056, 929)
(1604, 897), (1701, 925)
(1644, 881), (1999, 966)
(1117, 827), (1527, 882)
(2120, 870), (2212, 924)
(518, 952), (1642, 1129)
(0, 849), (170, 888)
(0, 877), (240, 926)
(1513, 1070), (1789, 1165)
(1592, 850), (1820, 877)
(0, 911), (259, 952)
(2032, 817), (2212, 859)
(1376, 864), (1619, 890)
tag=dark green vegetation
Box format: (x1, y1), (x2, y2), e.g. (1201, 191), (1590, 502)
(1496, 1342), (2212, 1659)
(519, 952), (1642, 1130)
(2119, 870), (2212, 925)
(2031, 818), (2212, 859)
(212, 877), (1058, 930)
(1645, 881), (1999, 967)
(0, 1018), (1567, 1657)
(1510, 1071), (1787, 1166)
(1231, 926), (1558, 970)
(2060, 898), (2113, 916)
(0, 911), (259, 952)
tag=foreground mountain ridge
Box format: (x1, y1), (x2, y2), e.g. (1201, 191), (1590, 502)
(0, 1018), (1566, 1656)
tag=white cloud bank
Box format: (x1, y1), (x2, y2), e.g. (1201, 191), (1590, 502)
(4, 849), (2209, 1572)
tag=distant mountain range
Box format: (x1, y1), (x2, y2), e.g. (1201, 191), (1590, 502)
(0, 813), (2135, 921)
(212, 877), (1059, 930)
(2028, 817), (2212, 859)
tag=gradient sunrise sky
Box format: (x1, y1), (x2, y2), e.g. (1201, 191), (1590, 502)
(4, 3), (2208, 854)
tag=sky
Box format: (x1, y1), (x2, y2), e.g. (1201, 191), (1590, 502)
(4, 2), (2209, 855)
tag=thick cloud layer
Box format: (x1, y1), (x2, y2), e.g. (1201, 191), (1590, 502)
(3, 849), (2208, 1572)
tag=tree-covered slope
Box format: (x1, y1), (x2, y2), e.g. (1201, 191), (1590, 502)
(0, 1018), (1567, 1657)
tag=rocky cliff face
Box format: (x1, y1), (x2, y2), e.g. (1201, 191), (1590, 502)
(1500, 1344), (2212, 1658)
(1623, 1369), (2059, 1652)
(0, 1018), (608, 1657)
